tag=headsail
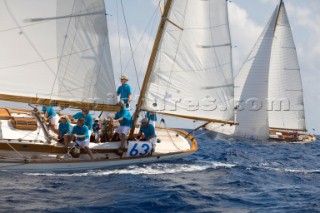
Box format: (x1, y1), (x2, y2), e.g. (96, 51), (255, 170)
(140, 0), (234, 123)
(267, 1), (306, 131)
(233, 5), (279, 139)
(0, 0), (118, 111)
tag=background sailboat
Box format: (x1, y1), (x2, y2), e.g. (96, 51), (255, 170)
(205, 0), (316, 142)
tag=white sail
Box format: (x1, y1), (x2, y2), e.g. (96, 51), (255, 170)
(233, 6), (279, 140)
(0, 0), (117, 105)
(267, 2), (306, 131)
(141, 0), (234, 122)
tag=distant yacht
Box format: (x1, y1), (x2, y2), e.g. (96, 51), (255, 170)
(205, 0), (316, 143)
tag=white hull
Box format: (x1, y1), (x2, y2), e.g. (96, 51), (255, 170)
(0, 108), (197, 172)
(0, 151), (193, 172)
(204, 124), (316, 143)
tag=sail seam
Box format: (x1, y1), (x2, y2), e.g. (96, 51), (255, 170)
(0, 44), (107, 70)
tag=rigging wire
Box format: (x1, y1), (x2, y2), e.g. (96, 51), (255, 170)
(132, 7), (159, 96)
(116, 0), (123, 75)
(159, 118), (181, 150)
(120, 0), (141, 91)
(113, 1), (160, 111)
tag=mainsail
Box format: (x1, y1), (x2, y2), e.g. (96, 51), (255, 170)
(140, 0), (234, 123)
(267, 1), (306, 131)
(0, 0), (118, 111)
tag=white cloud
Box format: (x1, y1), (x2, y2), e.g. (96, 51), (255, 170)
(228, 2), (263, 75)
(258, 0), (276, 4)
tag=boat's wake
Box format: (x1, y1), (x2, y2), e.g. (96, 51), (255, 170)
(24, 159), (319, 177)
(258, 164), (320, 174)
(23, 161), (236, 177)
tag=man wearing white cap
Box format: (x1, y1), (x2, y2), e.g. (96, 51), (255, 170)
(135, 118), (157, 153)
(117, 75), (132, 107)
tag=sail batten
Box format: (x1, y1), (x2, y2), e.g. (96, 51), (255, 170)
(24, 10), (105, 22)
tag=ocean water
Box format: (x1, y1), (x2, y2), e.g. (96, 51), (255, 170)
(1, 131), (320, 213)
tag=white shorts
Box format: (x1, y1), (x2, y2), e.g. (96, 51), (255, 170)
(94, 130), (100, 140)
(76, 139), (90, 148)
(49, 114), (60, 126)
(149, 137), (157, 146)
(115, 126), (131, 135)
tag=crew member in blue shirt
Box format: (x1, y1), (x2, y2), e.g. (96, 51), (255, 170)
(41, 105), (47, 115)
(145, 111), (157, 127)
(56, 115), (71, 147)
(73, 109), (93, 137)
(117, 75), (132, 107)
(71, 118), (94, 160)
(135, 118), (157, 153)
(43, 105), (60, 133)
(92, 118), (101, 142)
(114, 100), (132, 154)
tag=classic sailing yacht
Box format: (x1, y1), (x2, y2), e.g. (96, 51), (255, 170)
(0, 0), (234, 171)
(205, 0), (316, 142)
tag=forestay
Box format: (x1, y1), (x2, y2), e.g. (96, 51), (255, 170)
(0, 0), (117, 106)
(141, 0), (234, 122)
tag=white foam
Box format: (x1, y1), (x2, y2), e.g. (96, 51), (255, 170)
(254, 162), (320, 174)
(24, 161), (236, 177)
(264, 167), (320, 174)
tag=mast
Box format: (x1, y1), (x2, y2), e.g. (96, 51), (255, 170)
(273, 0), (283, 33)
(129, 0), (173, 138)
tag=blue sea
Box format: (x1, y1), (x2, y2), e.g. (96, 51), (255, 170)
(1, 131), (320, 212)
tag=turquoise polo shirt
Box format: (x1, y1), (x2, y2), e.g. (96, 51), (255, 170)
(73, 112), (93, 130)
(46, 106), (57, 119)
(71, 125), (89, 141)
(58, 122), (71, 137)
(146, 112), (157, 121)
(42, 105), (47, 114)
(117, 83), (132, 104)
(115, 107), (132, 127)
(140, 123), (156, 139)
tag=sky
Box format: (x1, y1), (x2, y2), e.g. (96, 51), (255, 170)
(104, 0), (320, 134)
